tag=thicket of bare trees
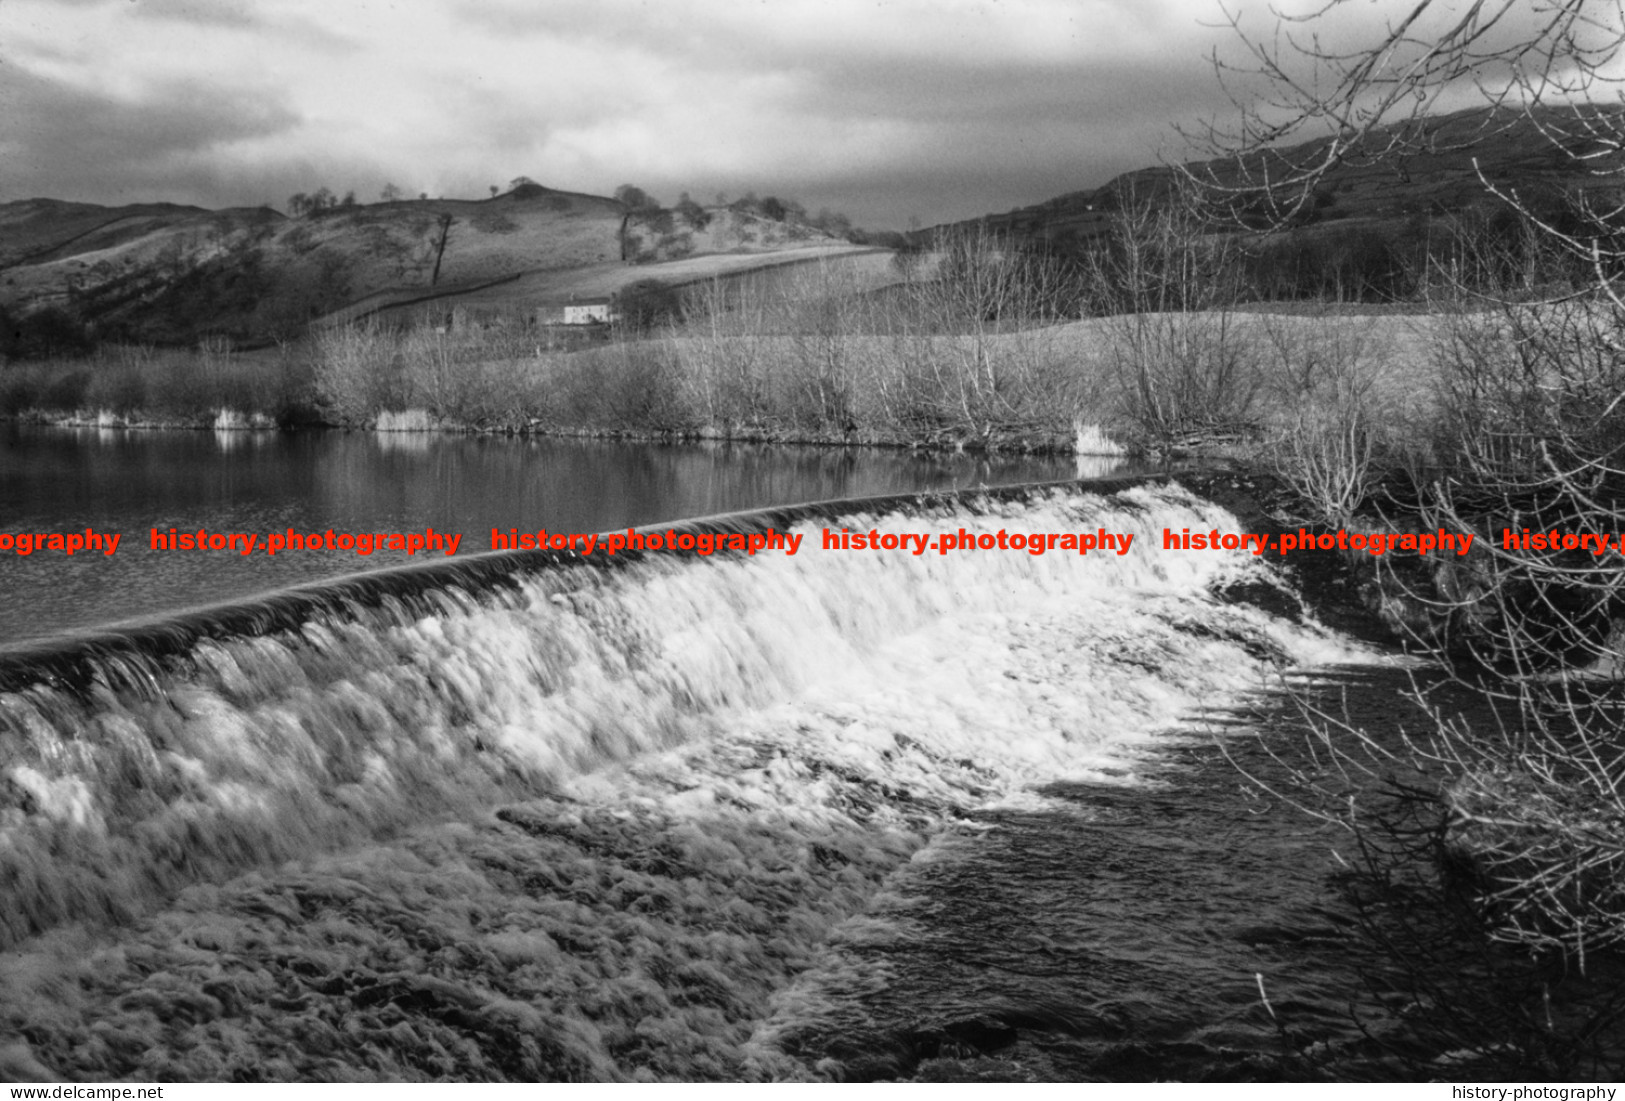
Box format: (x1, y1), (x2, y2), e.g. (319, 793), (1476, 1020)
(1194, 0), (1625, 1075)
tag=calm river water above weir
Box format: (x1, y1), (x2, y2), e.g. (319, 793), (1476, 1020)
(0, 424), (1092, 643)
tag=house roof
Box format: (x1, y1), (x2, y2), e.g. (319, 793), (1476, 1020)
(535, 295), (614, 307)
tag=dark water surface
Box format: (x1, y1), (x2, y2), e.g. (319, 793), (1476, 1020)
(0, 424), (1091, 643)
(773, 666), (1421, 1082)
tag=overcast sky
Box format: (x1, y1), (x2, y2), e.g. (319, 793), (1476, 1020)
(0, 0), (1555, 228)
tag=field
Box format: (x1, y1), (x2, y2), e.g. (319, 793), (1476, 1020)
(339, 245), (897, 328)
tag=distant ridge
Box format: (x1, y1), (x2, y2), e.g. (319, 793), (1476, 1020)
(931, 105), (1618, 245)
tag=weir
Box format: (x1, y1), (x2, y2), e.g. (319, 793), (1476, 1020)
(0, 475), (1369, 1081)
(0, 473), (1166, 693)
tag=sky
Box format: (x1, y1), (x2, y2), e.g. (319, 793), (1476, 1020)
(0, 0), (1575, 229)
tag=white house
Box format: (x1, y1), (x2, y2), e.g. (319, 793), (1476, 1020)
(533, 297), (616, 326)
(563, 301), (614, 324)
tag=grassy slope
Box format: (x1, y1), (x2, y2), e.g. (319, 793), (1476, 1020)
(0, 190), (888, 345)
(357, 245), (897, 325)
(0, 199), (237, 268)
(622, 205), (848, 261)
(944, 105), (1610, 244)
(0, 190), (625, 345)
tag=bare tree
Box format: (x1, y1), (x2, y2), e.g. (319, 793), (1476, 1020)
(1186, 0), (1625, 228)
(615, 184), (661, 211)
(1199, 0), (1625, 1008)
(674, 191), (710, 228)
(1085, 179), (1259, 449)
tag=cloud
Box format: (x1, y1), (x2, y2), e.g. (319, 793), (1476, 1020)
(129, 1), (358, 53)
(0, 0), (1510, 227)
(128, 0), (271, 31)
(0, 61), (302, 204)
(29, 0), (356, 47)
(425, 0), (1230, 223)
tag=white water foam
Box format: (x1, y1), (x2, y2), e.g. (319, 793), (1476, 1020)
(0, 482), (1371, 1080)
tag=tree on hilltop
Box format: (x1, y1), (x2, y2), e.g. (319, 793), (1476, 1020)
(287, 186), (340, 217)
(615, 184), (661, 211)
(812, 207), (852, 237)
(674, 192), (709, 228)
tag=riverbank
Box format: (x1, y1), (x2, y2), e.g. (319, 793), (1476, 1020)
(0, 307), (1441, 457)
(1, 405), (1126, 456)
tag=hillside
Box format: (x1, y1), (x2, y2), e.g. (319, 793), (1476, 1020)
(317, 202), (870, 328)
(0, 187), (629, 346)
(622, 204), (846, 262)
(0, 186), (861, 348)
(0, 199), (245, 269)
(943, 105), (1617, 246)
(346, 244), (893, 330)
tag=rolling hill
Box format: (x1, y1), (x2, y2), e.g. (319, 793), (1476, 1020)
(936, 105), (1619, 247)
(10, 103), (1593, 352)
(341, 246), (895, 331)
(0, 185), (867, 349)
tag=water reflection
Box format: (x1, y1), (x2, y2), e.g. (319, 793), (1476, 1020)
(212, 428), (278, 452)
(1074, 454), (1127, 480)
(1, 425), (1114, 642)
(371, 429), (434, 453)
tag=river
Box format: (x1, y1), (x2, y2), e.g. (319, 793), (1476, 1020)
(0, 426), (1576, 1081)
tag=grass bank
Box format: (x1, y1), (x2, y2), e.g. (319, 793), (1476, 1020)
(0, 299), (1439, 459)
(0, 340), (316, 430)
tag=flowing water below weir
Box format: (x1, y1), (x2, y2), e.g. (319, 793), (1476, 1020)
(0, 478), (1435, 1081)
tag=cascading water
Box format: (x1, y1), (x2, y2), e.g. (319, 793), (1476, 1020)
(0, 479), (1379, 1082)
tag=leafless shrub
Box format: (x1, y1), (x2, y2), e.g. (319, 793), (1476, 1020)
(1235, 672), (1625, 1077)
(1107, 309), (1262, 447)
(85, 345), (153, 415)
(398, 327), (460, 419)
(1258, 313), (1381, 407)
(660, 240), (1090, 445)
(1258, 313), (1403, 526)
(677, 275), (774, 431)
(312, 320), (403, 422)
(1270, 406), (1377, 528)
(1087, 184), (1265, 448)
